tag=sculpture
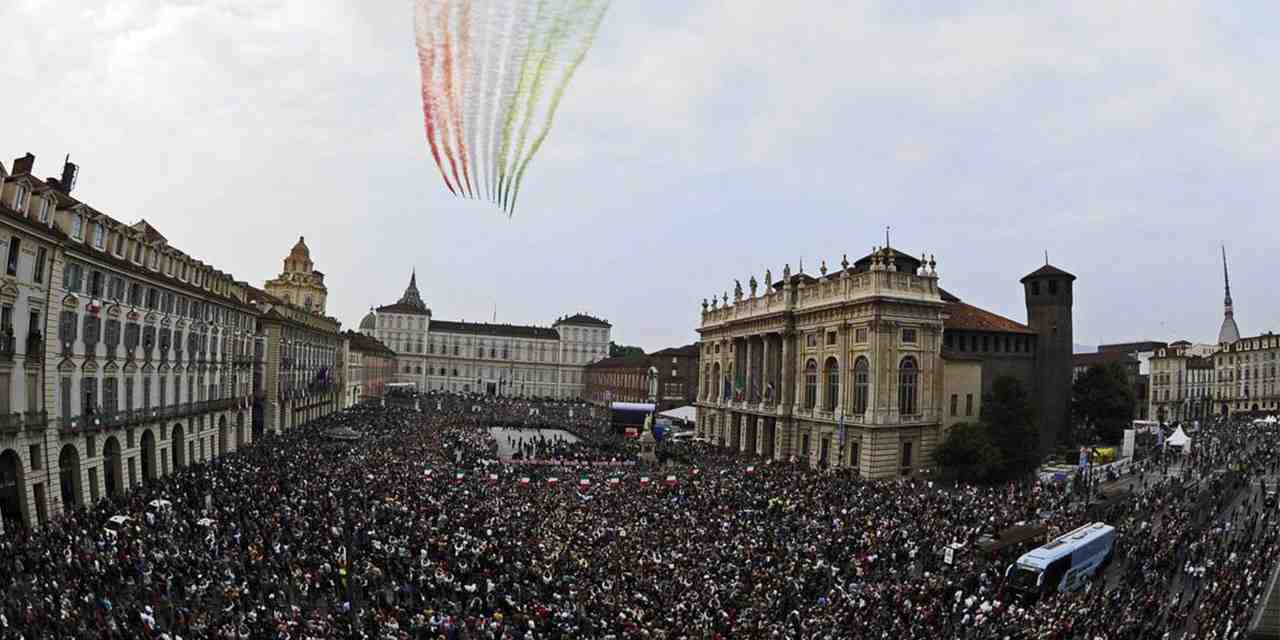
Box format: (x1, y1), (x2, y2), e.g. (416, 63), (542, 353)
(748, 276), (758, 296)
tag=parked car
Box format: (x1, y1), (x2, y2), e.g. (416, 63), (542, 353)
(104, 515), (131, 539)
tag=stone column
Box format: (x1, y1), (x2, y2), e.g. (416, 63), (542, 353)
(744, 338), (754, 404)
(756, 417), (766, 456)
(760, 334), (773, 404)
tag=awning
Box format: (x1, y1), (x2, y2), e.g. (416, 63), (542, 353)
(658, 405), (697, 424)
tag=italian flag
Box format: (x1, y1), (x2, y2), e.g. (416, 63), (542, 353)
(424, 469), (433, 478)
(578, 476), (591, 488)
(665, 475), (677, 486)
(453, 472), (465, 483)
(518, 477), (531, 487)
(745, 466), (756, 475)
(607, 477), (621, 487)
(547, 477), (560, 486)
(487, 473), (499, 484)
(691, 468), (701, 477)
(639, 476), (651, 486)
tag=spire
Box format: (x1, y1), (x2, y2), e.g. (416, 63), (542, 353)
(1217, 245), (1241, 344)
(397, 268), (427, 311)
(409, 268), (418, 291)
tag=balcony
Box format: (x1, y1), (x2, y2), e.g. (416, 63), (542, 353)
(24, 332), (42, 362)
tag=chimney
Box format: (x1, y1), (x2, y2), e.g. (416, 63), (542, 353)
(60, 155), (78, 194)
(12, 153), (35, 175)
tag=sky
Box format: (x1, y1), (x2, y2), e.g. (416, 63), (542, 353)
(3, 0), (1278, 352)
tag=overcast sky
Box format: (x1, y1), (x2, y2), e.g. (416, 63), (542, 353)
(3, 1), (1278, 352)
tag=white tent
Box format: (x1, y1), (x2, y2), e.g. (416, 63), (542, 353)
(1166, 426), (1191, 451)
(658, 405), (697, 424)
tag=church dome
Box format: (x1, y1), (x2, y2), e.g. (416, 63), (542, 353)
(289, 236), (310, 260)
(359, 310), (377, 331)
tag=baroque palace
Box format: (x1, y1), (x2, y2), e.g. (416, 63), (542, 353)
(0, 153), (372, 532)
(360, 273), (610, 399)
(695, 246), (1075, 479)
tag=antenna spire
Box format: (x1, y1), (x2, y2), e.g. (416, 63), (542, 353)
(1045, 250), (1049, 265)
(1222, 245), (1232, 302)
(885, 226), (891, 249)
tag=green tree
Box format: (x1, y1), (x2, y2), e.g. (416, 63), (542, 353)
(1071, 362), (1136, 444)
(609, 342), (645, 358)
(982, 376), (1040, 477)
(935, 422), (1004, 482)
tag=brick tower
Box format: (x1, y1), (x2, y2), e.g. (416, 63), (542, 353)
(1022, 263), (1077, 454)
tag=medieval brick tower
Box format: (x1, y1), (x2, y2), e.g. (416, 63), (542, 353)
(1022, 264), (1076, 454)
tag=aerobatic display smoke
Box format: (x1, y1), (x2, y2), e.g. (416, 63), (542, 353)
(415, 0), (610, 216)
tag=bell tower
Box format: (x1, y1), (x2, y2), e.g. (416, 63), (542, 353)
(264, 236), (329, 315)
(1021, 263), (1076, 454)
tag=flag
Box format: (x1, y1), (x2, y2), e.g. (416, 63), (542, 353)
(518, 477), (531, 487)
(639, 476), (651, 486)
(487, 473), (499, 484)
(547, 477), (559, 486)
(454, 472), (465, 483)
(578, 476), (591, 488)
(745, 466), (756, 475)
(691, 468), (701, 477)
(665, 475), (677, 486)
(424, 469), (433, 478)
(608, 477), (621, 487)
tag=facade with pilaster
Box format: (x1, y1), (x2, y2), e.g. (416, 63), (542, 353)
(246, 285), (341, 435)
(365, 272), (611, 398)
(696, 248), (947, 478)
(0, 153), (257, 532)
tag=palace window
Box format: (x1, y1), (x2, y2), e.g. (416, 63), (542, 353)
(853, 357), (869, 414)
(826, 332), (837, 346)
(902, 328), (917, 344)
(898, 356), (918, 416)
(804, 360), (818, 409)
(824, 357), (839, 412)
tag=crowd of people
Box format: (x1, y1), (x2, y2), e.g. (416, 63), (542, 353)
(1, 393), (1277, 639)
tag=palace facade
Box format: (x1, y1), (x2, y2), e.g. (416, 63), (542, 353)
(361, 273), (611, 399)
(695, 246), (1074, 479)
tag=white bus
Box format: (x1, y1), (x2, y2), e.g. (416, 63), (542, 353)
(1004, 522), (1115, 603)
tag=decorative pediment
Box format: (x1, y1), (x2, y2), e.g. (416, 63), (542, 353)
(81, 359), (98, 373)
(144, 312), (159, 325)
(123, 361), (138, 374)
(62, 293), (80, 309)
(159, 363), (170, 373)
(160, 316), (171, 328)
(0, 280), (19, 304)
(172, 363), (185, 373)
(126, 308), (141, 322)
(177, 319), (188, 330)
(103, 361), (119, 373)
(57, 358), (76, 373)
(106, 304), (122, 318)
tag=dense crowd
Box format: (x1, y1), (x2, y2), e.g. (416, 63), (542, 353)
(1, 393), (1277, 639)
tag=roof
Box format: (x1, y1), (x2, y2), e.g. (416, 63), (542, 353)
(1072, 351), (1138, 367)
(243, 284), (283, 307)
(944, 301), (1035, 335)
(852, 247), (923, 275)
(376, 302), (431, 316)
(555, 313), (611, 327)
(359, 310), (377, 330)
(1187, 356), (1214, 369)
(1098, 341), (1167, 353)
(1218, 315), (1241, 345)
(1020, 264), (1077, 283)
(290, 236), (310, 259)
(429, 320), (560, 340)
(650, 343), (699, 358)
(587, 355), (651, 370)
(343, 330), (396, 357)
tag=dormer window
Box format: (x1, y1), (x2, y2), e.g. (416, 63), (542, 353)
(148, 249), (158, 270)
(92, 223), (105, 249)
(70, 214), (83, 239)
(12, 185), (27, 212)
(180, 262), (188, 281)
(35, 197), (49, 223)
(132, 241), (142, 263)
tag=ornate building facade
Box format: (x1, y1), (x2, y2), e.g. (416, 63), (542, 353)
(695, 246), (1074, 479)
(364, 273), (611, 398)
(341, 329), (396, 407)
(264, 236), (328, 315)
(1, 153), (258, 532)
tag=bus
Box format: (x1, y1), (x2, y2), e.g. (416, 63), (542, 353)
(1004, 522), (1115, 603)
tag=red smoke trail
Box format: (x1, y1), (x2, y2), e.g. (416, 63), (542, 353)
(438, 0), (466, 199)
(416, 2), (456, 196)
(455, 0), (476, 198)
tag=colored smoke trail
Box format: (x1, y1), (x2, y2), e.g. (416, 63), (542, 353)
(414, 0), (610, 215)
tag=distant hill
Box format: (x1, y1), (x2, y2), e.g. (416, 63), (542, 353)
(1073, 343), (1097, 354)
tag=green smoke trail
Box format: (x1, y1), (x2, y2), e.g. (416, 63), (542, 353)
(500, 1), (589, 213)
(495, 0), (550, 210)
(506, 0), (609, 214)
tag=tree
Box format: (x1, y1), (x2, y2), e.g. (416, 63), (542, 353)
(982, 376), (1040, 477)
(935, 422), (1004, 482)
(1072, 362), (1136, 444)
(609, 342), (645, 358)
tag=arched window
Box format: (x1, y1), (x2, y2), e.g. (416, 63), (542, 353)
(824, 357), (839, 412)
(898, 356), (918, 416)
(804, 360), (818, 409)
(712, 363), (722, 400)
(703, 365), (712, 400)
(853, 357), (870, 415)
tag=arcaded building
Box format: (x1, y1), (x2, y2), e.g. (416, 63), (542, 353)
(695, 246), (1074, 479)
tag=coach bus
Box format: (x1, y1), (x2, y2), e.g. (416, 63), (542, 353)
(1004, 522), (1115, 604)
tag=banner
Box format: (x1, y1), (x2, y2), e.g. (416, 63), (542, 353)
(499, 459), (637, 467)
